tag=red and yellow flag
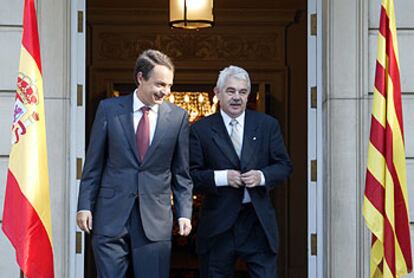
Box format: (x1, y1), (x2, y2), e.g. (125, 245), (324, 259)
(363, 0), (412, 277)
(1, 0), (54, 277)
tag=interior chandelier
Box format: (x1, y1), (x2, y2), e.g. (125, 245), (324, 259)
(166, 92), (218, 122)
(169, 0), (214, 29)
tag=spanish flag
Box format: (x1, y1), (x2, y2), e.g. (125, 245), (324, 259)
(363, 0), (412, 277)
(1, 0), (54, 277)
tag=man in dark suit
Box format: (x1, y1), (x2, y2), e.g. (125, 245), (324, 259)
(76, 49), (193, 277)
(190, 65), (292, 277)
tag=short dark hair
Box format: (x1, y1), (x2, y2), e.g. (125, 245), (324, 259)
(133, 49), (174, 86)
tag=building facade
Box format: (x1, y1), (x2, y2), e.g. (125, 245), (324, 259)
(1, 0), (414, 277)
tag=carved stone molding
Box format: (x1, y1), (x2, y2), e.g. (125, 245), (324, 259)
(95, 31), (283, 66)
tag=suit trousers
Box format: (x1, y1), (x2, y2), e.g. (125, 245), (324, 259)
(92, 200), (172, 278)
(199, 204), (277, 278)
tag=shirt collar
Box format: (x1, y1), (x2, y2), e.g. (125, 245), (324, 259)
(220, 109), (245, 128)
(133, 90), (159, 113)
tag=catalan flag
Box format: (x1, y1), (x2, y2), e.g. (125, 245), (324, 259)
(363, 0), (412, 277)
(1, 0), (54, 277)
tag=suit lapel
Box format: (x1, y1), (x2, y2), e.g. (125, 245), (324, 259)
(142, 102), (171, 164)
(240, 110), (259, 168)
(211, 113), (240, 167)
(118, 94), (140, 163)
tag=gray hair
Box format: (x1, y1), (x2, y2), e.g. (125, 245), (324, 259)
(216, 65), (251, 92)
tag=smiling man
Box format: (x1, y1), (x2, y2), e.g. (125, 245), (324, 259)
(190, 65), (292, 277)
(76, 49), (193, 278)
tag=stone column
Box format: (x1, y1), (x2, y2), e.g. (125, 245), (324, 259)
(324, 0), (370, 276)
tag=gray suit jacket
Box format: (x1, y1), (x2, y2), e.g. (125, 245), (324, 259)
(77, 94), (193, 241)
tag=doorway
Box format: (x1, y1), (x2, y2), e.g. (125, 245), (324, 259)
(82, 0), (308, 276)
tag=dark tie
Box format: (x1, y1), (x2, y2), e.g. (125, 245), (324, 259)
(136, 106), (150, 161)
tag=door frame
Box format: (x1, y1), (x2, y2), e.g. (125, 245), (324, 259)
(69, 0), (86, 277)
(68, 0), (321, 276)
(307, 0), (324, 276)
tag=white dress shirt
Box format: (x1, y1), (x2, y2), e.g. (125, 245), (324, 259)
(214, 110), (265, 203)
(133, 90), (159, 144)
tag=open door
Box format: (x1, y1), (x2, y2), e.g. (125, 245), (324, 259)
(71, 0), (310, 277)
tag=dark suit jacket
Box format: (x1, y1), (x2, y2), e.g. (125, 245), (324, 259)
(77, 94), (193, 241)
(190, 110), (292, 253)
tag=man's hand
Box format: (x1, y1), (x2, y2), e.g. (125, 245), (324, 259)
(178, 218), (192, 236)
(241, 170), (262, 188)
(227, 170), (243, 188)
(77, 211), (93, 234)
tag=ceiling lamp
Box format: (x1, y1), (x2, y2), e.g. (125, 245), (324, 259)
(169, 0), (214, 29)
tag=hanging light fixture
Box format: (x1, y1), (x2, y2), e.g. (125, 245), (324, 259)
(169, 0), (214, 29)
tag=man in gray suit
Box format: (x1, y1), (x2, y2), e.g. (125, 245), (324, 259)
(76, 49), (193, 277)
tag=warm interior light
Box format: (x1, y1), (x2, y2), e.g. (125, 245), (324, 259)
(169, 94), (175, 103)
(166, 92), (216, 122)
(186, 0), (207, 12)
(169, 0), (214, 29)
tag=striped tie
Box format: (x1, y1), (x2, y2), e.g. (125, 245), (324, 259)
(230, 119), (241, 158)
(230, 118), (251, 203)
(136, 106), (150, 161)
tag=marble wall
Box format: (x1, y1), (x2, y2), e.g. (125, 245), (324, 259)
(0, 0), (71, 276)
(326, 0), (414, 277)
